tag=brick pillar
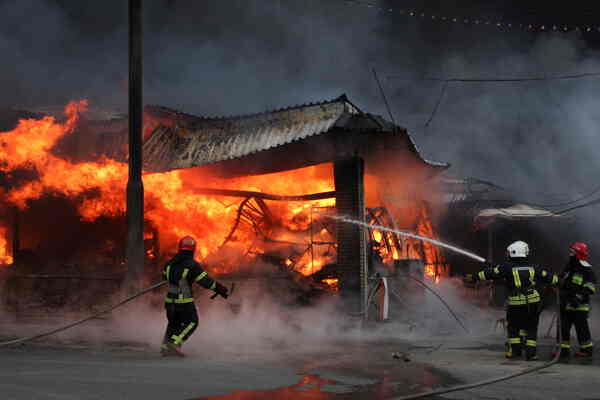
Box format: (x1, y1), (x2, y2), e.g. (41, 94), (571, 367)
(334, 157), (367, 314)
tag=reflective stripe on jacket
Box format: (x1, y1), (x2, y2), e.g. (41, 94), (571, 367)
(476, 261), (558, 306)
(162, 252), (216, 304)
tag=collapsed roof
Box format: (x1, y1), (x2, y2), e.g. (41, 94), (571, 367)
(141, 94), (448, 177)
(8, 95), (447, 179)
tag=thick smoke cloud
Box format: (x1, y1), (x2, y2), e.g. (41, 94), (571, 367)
(2, 0), (600, 249)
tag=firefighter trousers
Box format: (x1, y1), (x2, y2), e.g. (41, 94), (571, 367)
(506, 303), (539, 358)
(163, 302), (199, 347)
(558, 308), (593, 353)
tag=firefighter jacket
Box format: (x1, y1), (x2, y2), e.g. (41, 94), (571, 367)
(560, 257), (597, 311)
(475, 261), (558, 306)
(162, 252), (217, 304)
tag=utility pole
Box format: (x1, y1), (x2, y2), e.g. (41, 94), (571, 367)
(125, 0), (144, 293)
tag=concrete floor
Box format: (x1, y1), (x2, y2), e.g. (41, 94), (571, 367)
(1, 331), (599, 400)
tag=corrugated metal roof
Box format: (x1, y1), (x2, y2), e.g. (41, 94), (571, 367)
(142, 95), (448, 173)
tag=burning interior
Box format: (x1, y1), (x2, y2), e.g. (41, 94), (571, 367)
(0, 95), (450, 314)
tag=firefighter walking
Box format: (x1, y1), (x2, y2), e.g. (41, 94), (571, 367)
(466, 241), (558, 360)
(161, 236), (229, 357)
(556, 242), (597, 359)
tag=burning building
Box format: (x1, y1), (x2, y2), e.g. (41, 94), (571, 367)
(0, 95), (448, 315)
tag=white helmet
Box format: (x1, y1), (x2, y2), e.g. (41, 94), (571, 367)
(507, 241), (529, 258)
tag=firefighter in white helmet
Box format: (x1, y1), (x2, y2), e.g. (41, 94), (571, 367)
(466, 241), (559, 360)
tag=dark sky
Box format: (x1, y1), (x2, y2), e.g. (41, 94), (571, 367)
(2, 0), (600, 238)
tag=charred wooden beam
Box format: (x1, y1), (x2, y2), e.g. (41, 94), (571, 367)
(192, 188), (335, 201)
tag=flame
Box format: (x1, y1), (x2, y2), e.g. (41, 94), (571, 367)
(416, 206), (448, 283)
(0, 226), (13, 265)
(0, 101), (335, 276)
(0, 101), (448, 284)
(321, 278), (339, 291)
(368, 203), (449, 283)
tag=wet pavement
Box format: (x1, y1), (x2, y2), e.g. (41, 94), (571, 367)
(1, 331), (599, 400)
(188, 373), (439, 400)
(0, 337), (457, 400)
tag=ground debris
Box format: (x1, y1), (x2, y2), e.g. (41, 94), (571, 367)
(392, 351), (411, 362)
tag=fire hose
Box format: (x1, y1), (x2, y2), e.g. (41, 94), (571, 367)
(0, 217), (565, 397)
(392, 293), (562, 400)
(0, 280), (236, 348)
(0, 281), (167, 347)
(329, 215), (564, 400)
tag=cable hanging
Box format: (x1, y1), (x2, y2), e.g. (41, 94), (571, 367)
(388, 72), (600, 82)
(341, 0), (600, 34)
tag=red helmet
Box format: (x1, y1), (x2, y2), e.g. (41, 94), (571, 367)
(570, 242), (589, 260)
(178, 236), (196, 253)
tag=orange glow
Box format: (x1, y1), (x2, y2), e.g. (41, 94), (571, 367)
(321, 278), (339, 291)
(0, 101), (335, 276)
(0, 226), (13, 265)
(368, 203), (449, 282)
(372, 230), (383, 242)
(416, 206), (449, 283)
(0, 101), (448, 284)
(424, 264), (435, 277)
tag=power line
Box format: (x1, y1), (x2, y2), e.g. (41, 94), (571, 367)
(388, 72), (600, 82)
(340, 0), (600, 34)
(372, 67), (396, 126)
(522, 185), (600, 209)
(555, 196), (600, 215)
(423, 81), (447, 129)
(397, 71), (600, 127)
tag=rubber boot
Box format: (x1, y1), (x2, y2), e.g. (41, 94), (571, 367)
(161, 342), (185, 357)
(506, 343), (522, 359)
(574, 348), (593, 359)
(525, 346), (538, 361)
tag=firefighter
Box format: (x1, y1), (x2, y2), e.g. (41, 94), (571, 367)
(555, 242), (597, 359)
(465, 241), (559, 360)
(160, 236), (229, 357)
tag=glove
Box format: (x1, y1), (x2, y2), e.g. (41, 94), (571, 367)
(214, 282), (229, 299)
(463, 274), (476, 284)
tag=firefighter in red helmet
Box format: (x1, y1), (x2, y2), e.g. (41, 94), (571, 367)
(555, 242), (597, 359)
(160, 236), (229, 357)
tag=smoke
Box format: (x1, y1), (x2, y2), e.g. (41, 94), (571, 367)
(0, 274), (362, 355)
(2, 0), (600, 348)
(374, 277), (500, 341)
(3, 1), (600, 221)
(0, 271), (491, 355)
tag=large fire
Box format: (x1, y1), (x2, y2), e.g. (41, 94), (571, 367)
(0, 101), (447, 288)
(0, 101), (334, 277)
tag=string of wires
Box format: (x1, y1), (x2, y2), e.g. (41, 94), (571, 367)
(402, 71), (600, 130)
(388, 72), (600, 82)
(340, 0), (600, 34)
(447, 177), (600, 215)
